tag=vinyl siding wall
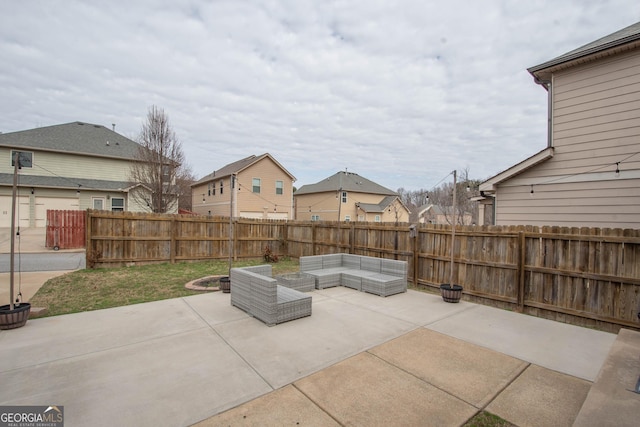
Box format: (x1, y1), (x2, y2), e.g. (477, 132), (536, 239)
(194, 157), (294, 219)
(1, 148), (132, 181)
(495, 48), (640, 228)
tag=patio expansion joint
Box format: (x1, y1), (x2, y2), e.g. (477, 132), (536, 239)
(421, 302), (480, 328)
(291, 382), (347, 427)
(314, 290), (427, 328)
(365, 347), (532, 415)
(181, 297), (277, 391)
(364, 349), (482, 409)
(473, 361), (532, 413)
(0, 326), (213, 375)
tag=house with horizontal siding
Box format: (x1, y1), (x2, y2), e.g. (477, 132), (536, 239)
(416, 204), (473, 225)
(294, 171), (410, 222)
(0, 121), (165, 228)
(479, 21), (640, 229)
(192, 153), (296, 220)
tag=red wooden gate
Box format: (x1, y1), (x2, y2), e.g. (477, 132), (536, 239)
(46, 210), (86, 250)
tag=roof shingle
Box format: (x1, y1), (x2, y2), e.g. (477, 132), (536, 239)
(294, 171), (397, 196)
(0, 121), (141, 160)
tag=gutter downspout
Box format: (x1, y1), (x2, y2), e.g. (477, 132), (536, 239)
(533, 76), (553, 148)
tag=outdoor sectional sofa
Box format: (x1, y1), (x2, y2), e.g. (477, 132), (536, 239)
(299, 253), (407, 297)
(230, 265), (312, 326)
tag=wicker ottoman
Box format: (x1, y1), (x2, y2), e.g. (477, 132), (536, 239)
(276, 272), (316, 292)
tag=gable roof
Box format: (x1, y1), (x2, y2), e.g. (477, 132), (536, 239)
(193, 153), (296, 185)
(479, 147), (554, 193)
(0, 121), (142, 160)
(416, 204), (445, 216)
(417, 204), (470, 218)
(294, 171), (397, 196)
(356, 195), (403, 213)
(528, 21), (640, 81)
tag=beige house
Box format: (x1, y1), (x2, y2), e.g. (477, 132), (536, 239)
(192, 153), (295, 219)
(0, 121), (163, 228)
(416, 204), (473, 225)
(294, 171), (410, 222)
(479, 21), (640, 229)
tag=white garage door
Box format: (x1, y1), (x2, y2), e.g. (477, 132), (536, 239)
(0, 196), (30, 228)
(267, 212), (289, 220)
(239, 211), (264, 219)
(35, 197), (79, 227)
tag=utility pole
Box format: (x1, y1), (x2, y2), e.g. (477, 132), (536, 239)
(337, 170), (344, 221)
(9, 152), (19, 310)
(449, 170), (457, 286)
(228, 174), (235, 270)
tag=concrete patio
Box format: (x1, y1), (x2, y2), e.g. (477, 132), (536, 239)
(0, 285), (629, 426)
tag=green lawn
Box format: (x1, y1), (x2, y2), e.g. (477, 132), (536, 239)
(30, 258), (299, 317)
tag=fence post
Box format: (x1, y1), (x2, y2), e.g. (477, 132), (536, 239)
(350, 222), (355, 254)
(85, 209), (92, 259)
(233, 218), (238, 261)
(413, 227), (419, 288)
(517, 231), (525, 312)
(312, 223), (317, 255)
(170, 218), (177, 264)
(282, 222), (288, 257)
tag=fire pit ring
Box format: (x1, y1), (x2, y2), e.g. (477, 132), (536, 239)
(185, 275), (227, 292)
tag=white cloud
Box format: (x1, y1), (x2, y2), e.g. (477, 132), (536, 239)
(1, 0), (639, 190)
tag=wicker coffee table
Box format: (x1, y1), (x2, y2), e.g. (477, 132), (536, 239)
(276, 272), (316, 292)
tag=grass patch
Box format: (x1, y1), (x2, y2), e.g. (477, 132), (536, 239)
(464, 411), (516, 427)
(30, 258), (300, 317)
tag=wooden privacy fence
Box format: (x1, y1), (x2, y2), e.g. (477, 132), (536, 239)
(86, 210), (640, 332)
(46, 209), (86, 250)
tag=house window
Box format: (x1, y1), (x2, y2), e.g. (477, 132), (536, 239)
(344, 215), (351, 222)
(311, 215), (320, 221)
(220, 180), (223, 195)
(11, 151), (33, 168)
(208, 183), (211, 196)
(252, 178), (261, 193)
(341, 191), (347, 203)
(375, 215), (381, 222)
(211, 182), (215, 196)
(111, 198), (124, 212)
(93, 198), (105, 210)
(276, 180), (283, 195)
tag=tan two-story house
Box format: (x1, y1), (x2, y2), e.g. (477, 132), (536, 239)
(0, 121), (163, 228)
(192, 153), (296, 219)
(479, 21), (640, 229)
(294, 171), (410, 222)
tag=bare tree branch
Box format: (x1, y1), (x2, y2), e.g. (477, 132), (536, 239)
(398, 167), (482, 225)
(129, 106), (186, 213)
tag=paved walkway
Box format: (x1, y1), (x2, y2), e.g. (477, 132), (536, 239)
(0, 287), (618, 427)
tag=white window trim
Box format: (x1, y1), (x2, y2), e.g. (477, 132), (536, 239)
(252, 178), (261, 193)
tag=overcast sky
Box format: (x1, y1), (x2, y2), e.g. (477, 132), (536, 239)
(1, 1), (639, 191)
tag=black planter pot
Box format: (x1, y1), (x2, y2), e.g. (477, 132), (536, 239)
(220, 276), (231, 293)
(440, 284), (463, 303)
(0, 303), (31, 330)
